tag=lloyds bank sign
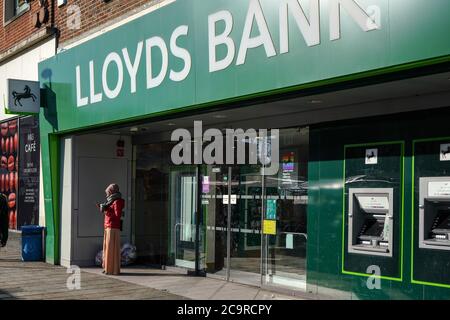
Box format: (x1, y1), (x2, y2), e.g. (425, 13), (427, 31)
(75, 0), (381, 108)
(39, 0), (449, 132)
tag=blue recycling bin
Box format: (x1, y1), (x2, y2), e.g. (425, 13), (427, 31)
(21, 225), (44, 262)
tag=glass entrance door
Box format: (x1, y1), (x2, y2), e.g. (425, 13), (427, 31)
(228, 165), (263, 285)
(262, 128), (309, 291)
(203, 165), (263, 286)
(170, 167), (205, 269)
(168, 127), (309, 292)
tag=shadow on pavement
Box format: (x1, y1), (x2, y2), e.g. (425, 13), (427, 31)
(118, 272), (188, 277)
(0, 290), (18, 300)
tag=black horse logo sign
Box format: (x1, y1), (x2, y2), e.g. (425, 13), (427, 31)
(12, 85), (37, 107)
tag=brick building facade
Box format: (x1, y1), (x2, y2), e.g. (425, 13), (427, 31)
(0, 0), (55, 60)
(1, 0), (164, 59)
(55, 0), (163, 48)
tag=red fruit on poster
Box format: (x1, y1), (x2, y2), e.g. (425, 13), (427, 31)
(1, 156), (7, 169)
(8, 120), (17, 135)
(2, 174), (5, 193)
(9, 210), (16, 230)
(14, 133), (18, 152)
(9, 137), (14, 153)
(1, 138), (4, 153)
(0, 174), (3, 193)
(7, 156), (14, 172)
(4, 174), (9, 192)
(5, 137), (9, 154)
(15, 172), (18, 191)
(8, 211), (13, 229)
(1, 123), (8, 136)
(10, 172), (15, 191)
(8, 193), (15, 209)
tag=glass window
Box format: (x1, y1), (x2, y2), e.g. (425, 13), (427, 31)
(134, 142), (173, 265)
(16, 0), (29, 14)
(263, 127), (309, 291)
(4, 0), (29, 23)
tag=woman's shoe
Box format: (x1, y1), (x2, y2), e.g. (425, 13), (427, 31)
(102, 270), (106, 274)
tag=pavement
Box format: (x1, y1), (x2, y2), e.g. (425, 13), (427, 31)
(0, 233), (183, 300)
(0, 232), (302, 300)
(83, 267), (301, 300)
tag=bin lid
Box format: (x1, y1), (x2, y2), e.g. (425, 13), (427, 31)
(21, 225), (44, 235)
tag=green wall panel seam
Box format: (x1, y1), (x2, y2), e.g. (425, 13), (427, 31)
(50, 134), (60, 264)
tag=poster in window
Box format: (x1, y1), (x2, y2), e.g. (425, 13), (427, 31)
(18, 116), (40, 228)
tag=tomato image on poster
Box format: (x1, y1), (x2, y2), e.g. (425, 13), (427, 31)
(0, 119), (18, 229)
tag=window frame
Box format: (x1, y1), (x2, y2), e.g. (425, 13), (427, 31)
(3, 0), (30, 26)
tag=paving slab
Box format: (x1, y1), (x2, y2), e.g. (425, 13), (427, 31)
(0, 233), (184, 300)
(2, 233), (307, 300)
(83, 266), (303, 300)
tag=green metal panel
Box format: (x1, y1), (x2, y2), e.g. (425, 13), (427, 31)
(342, 142), (404, 280)
(308, 110), (450, 299)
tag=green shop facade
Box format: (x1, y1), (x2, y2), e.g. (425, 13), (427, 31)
(38, 0), (450, 299)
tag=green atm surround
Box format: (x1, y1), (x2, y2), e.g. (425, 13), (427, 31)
(342, 142), (404, 281)
(412, 137), (450, 288)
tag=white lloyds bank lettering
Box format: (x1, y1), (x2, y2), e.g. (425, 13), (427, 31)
(76, 65), (88, 107)
(169, 25), (192, 82)
(279, 0), (320, 53)
(76, 0), (380, 107)
(208, 11), (235, 73)
(89, 60), (103, 104)
(329, 0), (379, 41)
(75, 23), (192, 107)
(146, 36), (168, 89)
(123, 41), (144, 94)
(102, 52), (124, 99)
(236, 0), (276, 66)
(208, 0), (379, 72)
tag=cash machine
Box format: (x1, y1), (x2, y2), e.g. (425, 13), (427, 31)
(419, 177), (450, 250)
(348, 188), (394, 257)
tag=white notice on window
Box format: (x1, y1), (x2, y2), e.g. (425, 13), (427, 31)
(286, 234), (294, 249)
(428, 181), (450, 197)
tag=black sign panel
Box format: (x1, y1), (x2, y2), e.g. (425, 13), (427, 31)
(18, 116), (40, 228)
(7, 79), (40, 114)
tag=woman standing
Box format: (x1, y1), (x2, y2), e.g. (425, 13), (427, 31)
(97, 183), (124, 275)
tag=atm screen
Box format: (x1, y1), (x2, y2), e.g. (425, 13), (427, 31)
(359, 218), (384, 237)
(433, 210), (450, 231)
